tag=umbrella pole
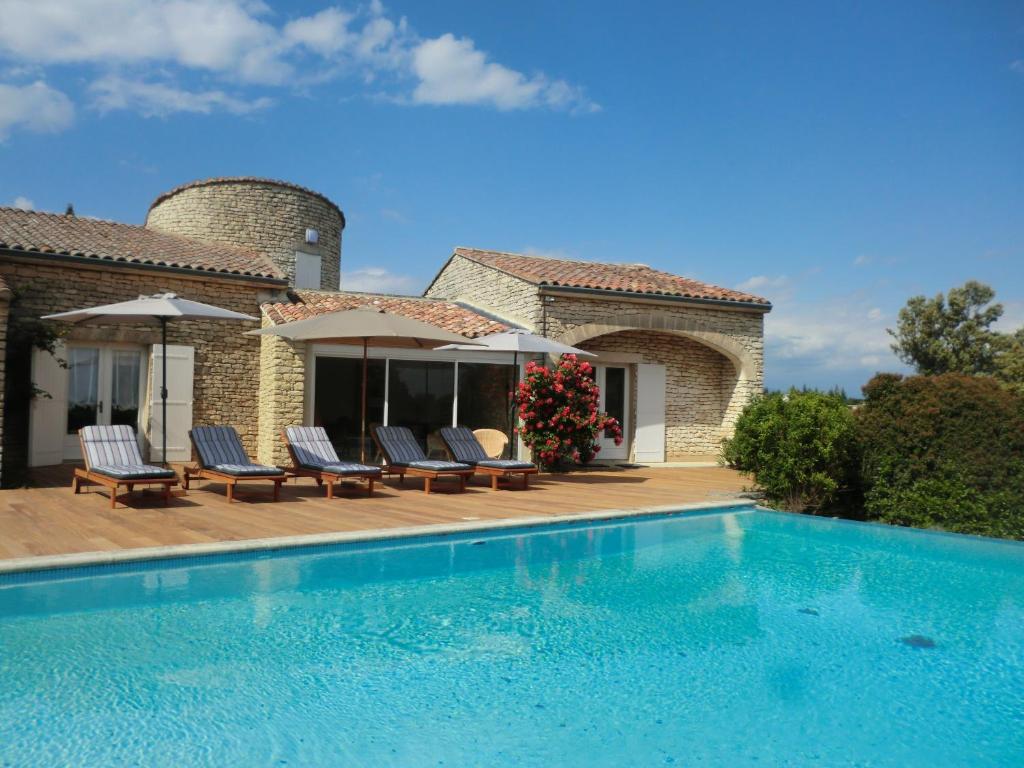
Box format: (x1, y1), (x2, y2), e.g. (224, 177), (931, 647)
(507, 351), (518, 459)
(160, 317), (168, 466)
(361, 338), (368, 464)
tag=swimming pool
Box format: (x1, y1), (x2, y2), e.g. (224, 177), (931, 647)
(1, 507), (1023, 766)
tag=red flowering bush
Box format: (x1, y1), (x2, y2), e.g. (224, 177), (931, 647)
(514, 354), (623, 470)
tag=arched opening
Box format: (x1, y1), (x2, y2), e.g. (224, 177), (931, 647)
(556, 313), (761, 460)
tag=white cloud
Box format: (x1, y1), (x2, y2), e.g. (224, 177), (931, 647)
(1011, 60), (1024, 75)
(0, 80), (74, 139)
(737, 275), (790, 292)
(341, 266), (420, 294)
(0, 1), (595, 122)
(90, 76), (273, 117)
(411, 33), (597, 113)
(12, 196), (34, 210)
(853, 254), (873, 267)
(379, 208), (409, 224)
(0, 0), (288, 83)
(766, 295), (897, 373)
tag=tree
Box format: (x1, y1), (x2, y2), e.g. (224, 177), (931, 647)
(995, 328), (1024, 395)
(888, 280), (1004, 375)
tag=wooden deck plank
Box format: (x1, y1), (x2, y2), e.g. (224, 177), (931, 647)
(0, 464), (751, 561)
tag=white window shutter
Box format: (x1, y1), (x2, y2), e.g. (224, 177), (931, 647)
(634, 363), (666, 463)
(294, 252), (322, 289)
(29, 344), (67, 467)
(149, 344), (194, 462)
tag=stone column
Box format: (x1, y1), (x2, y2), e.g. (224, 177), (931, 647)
(257, 333), (306, 466)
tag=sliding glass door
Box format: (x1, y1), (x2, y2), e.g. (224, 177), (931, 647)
(387, 360), (454, 458)
(312, 357), (385, 461)
(311, 350), (517, 462)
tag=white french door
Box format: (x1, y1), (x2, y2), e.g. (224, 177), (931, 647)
(62, 345), (146, 460)
(595, 364), (630, 460)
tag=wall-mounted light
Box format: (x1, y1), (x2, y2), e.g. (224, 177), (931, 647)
(305, 228), (319, 245)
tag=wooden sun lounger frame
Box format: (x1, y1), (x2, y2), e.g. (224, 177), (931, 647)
(467, 463), (538, 491)
(182, 465), (289, 503)
(372, 430), (474, 495)
(438, 430), (538, 491)
(72, 434), (179, 509)
(279, 430), (378, 499)
(183, 430), (290, 503)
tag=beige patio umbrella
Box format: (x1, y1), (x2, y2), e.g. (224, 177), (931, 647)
(247, 307), (484, 462)
(43, 293), (256, 465)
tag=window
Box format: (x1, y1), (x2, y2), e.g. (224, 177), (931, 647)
(294, 252), (322, 289)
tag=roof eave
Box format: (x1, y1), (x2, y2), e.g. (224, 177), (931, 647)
(0, 248), (289, 288)
(538, 284), (772, 312)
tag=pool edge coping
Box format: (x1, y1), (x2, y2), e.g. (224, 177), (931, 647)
(0, 498), (755, 576)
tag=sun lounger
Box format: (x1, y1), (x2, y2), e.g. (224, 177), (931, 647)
(184, 426), (287, 502)
(73, 424), (179, 508)
(440, 426), (538, 490)
(282, 426), (381, 498)
(372, 425), (474, 494)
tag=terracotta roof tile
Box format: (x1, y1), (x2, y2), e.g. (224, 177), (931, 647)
(0, 207), (284, 280)
(262, 290), (508, 338)
(453, 247), (771, 306)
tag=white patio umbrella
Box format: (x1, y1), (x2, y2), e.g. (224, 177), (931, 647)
(434, 328), (597, 454)
(43, 293), (256, 464)
(247, 307), (484, 463)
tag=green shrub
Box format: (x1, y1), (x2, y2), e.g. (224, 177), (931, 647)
(857, 373), (1024, 538)
(723, 390), (859, 511)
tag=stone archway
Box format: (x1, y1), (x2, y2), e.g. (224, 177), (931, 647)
(555, 311), (761, 456)
(556, 312), (758, 381)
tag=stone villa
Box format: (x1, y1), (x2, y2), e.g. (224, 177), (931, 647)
(0, 177), (770, 486)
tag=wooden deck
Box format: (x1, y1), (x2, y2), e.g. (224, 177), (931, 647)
(0, 463), (752, 563)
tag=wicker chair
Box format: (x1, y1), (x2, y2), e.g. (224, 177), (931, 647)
(472, 428), (509, 460)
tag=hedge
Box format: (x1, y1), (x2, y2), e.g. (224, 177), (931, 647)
(857, 373), (1024, 538)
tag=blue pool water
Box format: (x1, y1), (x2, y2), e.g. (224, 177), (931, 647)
(2, 508), (1023, 767)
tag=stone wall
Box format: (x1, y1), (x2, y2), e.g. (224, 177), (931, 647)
(580, 330), (737, 456)
(146, 179), (344, 291)
(0, 258), (272, 472)
(423, 256), (768, 457)
(424, 254), (541, 327)
(256, 329), (306, 466)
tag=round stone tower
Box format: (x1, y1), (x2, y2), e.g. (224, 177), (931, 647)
(145, 177), (344, 290)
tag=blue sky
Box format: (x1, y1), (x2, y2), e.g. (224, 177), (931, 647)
(1, 0), (1022, 394)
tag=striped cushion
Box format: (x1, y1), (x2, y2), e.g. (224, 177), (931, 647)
(476, 459), (535, 470)
(191, 426), (251, 468)
(404, 460), (471, 472)
(319, 463), (381, 476)
(439, 426), (490, 463)
(285, 426), (341, 470)
(92, 464), (176, 480)
(374, 426), (427, 464)
(210, 463), (285, 477)
(80, 425), (145, 468)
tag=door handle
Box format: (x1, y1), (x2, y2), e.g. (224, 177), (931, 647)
(98, 400), (103, 414)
